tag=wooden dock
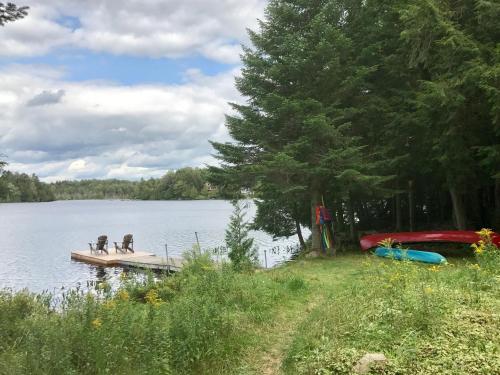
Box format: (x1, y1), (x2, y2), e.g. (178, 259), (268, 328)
(71, 250), (184, 272)
(120, 255), (183, 272)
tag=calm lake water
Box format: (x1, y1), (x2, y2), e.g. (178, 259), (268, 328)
(0, 200), (301, 294)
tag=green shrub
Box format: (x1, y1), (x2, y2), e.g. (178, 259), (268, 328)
(225, 200), (258, 271)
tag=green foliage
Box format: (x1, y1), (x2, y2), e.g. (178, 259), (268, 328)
(48, 167), (222, 201)
(0, 288), (171, 375)
(0, 250), (293, 374)
(210, 0), (389, 250)
(271, 271), (307, 292)
(225, 200), (258, 271)
(210, 0), (500, 243)
(0, 171), (55, 203)
(0, 2), (29, 27)
(1, 253), (499, 374)
(283, 257), (500, 375)
(472, 228), (500, 273)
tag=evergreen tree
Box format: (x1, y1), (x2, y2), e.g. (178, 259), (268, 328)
(399, 0), (500, 229)
(225, 200), (257, 271)
(0, 2), (28, 26)
(211, 0), (387, 251)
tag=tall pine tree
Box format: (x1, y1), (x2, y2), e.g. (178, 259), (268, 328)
(211, 0), (386, 251)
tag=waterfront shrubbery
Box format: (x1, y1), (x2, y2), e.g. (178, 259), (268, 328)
(1, 240), (499, 374)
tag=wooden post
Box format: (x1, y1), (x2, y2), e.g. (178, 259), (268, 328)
(164, 243), (170, 275)
(264, 249), (268, 269)
(195, 232), (201, 253)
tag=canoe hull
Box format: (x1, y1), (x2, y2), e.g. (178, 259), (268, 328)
(360, 230), (500, 251)
(375, 247), (447, 264)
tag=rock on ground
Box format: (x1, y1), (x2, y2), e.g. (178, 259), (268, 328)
(353, 353), (387, 374)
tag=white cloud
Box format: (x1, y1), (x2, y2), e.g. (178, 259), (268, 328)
(0, 0), (266, 63)
(0, 65), (241, 181)
(0, 1), (260, 180)
(68, 159), (86, 171)
(0, 6), (74, 57)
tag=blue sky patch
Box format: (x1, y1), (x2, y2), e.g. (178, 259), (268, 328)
(55, 15), (81, 31)
(0, 50), (237, 85)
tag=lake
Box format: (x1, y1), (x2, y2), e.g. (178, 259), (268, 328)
(0, 200), (301, 294)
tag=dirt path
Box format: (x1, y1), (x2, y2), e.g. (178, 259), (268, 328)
(258, 297), (322, 375)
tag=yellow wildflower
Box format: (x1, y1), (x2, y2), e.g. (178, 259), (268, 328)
(471, 243), (484, 255)
(117, 289), (130, 301)
(97, 281), (109, 290)
(104, 300), (116, 309)
(389, 272), (402, 283)
(468, 263), (481, 271)
(120, 272), (128, 281)
(378, 238), (395, 248)
(429, 265), (440, 272)
(91, 318), (102, 328)
(145, 289), (162, 306)
(424, 287), (433, 294)
(476, 228), (493, 240)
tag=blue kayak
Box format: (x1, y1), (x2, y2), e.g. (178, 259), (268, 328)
(375, 247), (447, 264)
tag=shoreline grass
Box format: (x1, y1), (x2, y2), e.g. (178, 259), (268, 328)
(1, 251), (498, 374)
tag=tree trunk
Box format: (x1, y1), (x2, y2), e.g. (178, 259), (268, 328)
(494, 178), (500, 231)
(335, 200), (344, 247)
(450, 186), (467, 230)
(335, 200), (344, 232)
(310, 190), (321, 252)
(395, 193), (402, 231)
(347, 193), (356, 242)
(295, 219), (306, 250)
(408, 180), (415, 231)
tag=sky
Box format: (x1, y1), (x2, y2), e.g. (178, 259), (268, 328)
(0, 0), (267, 181)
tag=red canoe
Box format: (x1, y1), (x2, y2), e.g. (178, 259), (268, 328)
(360, 230), (500, 251)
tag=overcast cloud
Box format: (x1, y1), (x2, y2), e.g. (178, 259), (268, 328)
(26, 89), (65, 106)
(0, 65), (240, 181)
(0, 0), (266, 181)
(0, 0), (266, 63)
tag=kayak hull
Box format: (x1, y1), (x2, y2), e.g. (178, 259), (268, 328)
(360, 230), (500, 251)
(375, 247), (447, 264)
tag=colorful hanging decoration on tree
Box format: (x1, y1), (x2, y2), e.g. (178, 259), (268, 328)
(316, 205), (334, 252)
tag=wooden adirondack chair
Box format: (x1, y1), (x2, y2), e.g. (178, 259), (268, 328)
(89, 235), (109, 255)
(114, 234), (134, 253)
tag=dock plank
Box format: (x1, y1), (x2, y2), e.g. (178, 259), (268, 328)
(71, 250), (183, 271)
(120, 255), (184, 272)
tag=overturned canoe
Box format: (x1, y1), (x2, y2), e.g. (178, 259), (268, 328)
(375, 247), (447, 264)
(360, 230), (500, 251)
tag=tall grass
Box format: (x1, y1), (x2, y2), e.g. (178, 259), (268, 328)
(283, 255), (500, 374)
(0, 252), (300, 374)
(0, 244), (498, 374)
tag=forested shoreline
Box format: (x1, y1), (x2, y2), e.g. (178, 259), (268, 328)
(0, 170), (55, 202)
(210, 0), (500, 250)
(0, 167), (223, 202)
(2, 0), (499, 243)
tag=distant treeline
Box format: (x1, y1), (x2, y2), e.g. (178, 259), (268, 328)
(0, 167), (223, 203)
(51, 167), (222, 201)
(0, 171), (55, 202)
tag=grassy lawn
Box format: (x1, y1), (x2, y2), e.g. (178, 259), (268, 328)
(1, 251), (499, 374)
